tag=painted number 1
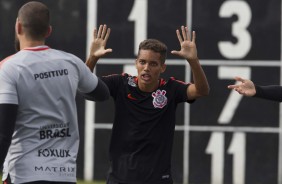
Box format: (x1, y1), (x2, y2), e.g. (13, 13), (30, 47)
(128, 0), (148, 55)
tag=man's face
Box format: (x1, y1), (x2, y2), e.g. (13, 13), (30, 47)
(135, 49), (166, 92)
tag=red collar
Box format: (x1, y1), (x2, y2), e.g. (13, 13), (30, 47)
(23, 46), (50, 51)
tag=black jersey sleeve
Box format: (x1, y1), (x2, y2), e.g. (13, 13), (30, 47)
(101, 74), (124, 98)
(254, 85), (282, 102)
(0, 104), (18, 166)
(170, 78), (194, 103)
(82, 77), (110, 101)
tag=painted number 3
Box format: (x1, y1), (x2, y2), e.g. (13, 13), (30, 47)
(218, 0), (252, 59)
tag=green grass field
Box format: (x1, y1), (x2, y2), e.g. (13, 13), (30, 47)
(77, 180), (105, 184)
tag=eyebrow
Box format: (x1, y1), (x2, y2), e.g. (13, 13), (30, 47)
(138, 58), (159, 62)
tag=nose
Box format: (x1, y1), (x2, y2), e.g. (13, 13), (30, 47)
(144, 63), (149, 71)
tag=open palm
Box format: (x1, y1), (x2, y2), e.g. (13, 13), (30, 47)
(171, 26), (197, 61)
(89, 24), (112, 58)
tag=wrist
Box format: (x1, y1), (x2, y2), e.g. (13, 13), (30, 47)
(186, 57), (199, 66)
(253, 85), (261, 97)
(86, 56), (98, 73)
(186, 57), (199, 62)
(87, 55), (99, 63)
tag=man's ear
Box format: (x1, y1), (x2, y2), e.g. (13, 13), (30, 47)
(15, 18), (22, 35)
(161, 63), (166, 73)
(45, 25), (52, 38)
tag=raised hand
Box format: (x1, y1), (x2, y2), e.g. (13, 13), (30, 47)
(89, 24), (112, 59)
(227, 76), (256, 96)
(86, 24), (112, 72)
(171, 26), (197, 61)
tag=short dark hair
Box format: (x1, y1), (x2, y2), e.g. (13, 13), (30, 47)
(18, 1), (50, 40)
(138, 39), (167, 64)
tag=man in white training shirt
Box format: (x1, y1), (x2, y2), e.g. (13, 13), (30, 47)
(0, 1), (109, 184)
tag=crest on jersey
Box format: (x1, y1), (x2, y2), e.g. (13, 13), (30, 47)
(152, 90), (167, 108)
(128, 77), (137, 87)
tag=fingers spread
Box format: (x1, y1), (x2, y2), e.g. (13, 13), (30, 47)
(192, 31), (196, 43)
(95, 24), (110, 41)
(101, 24), (107, 39)
(176, 29), (183, 44)
(171, 50), (179, 55)
(227, 84), (238, 89)
(93, 28), (97, 39)
(97, 25), (103, 38)
(181, 26), (187, 40)
(104, 28), (111, 43)
(176, 25), (195, 43)
(234, 76), (245, 83)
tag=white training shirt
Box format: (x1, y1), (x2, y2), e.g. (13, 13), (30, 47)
(0, 46), (98, 184)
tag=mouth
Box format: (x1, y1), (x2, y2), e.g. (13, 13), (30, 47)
(141, 73), (151, 81)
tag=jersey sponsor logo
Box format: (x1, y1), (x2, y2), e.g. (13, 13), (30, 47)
(38, 149), (71, 158)
(152, 90), (167, 108)
(39, 123), (71, 139)
(127, 76), (137, 87)
(40, 123), (69, 130)
(39, 128), (71, 139)
(34, 69), (68, 80)
(34, 165), (75, 176)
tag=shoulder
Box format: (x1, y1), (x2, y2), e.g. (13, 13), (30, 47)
(158, 77), (189, 87)
(169, 77), (189, 85)
(50, 49), (88, 73)
(0, 55), (14, 63)
(160, 77), (190, 95)
(102, 73), (128, 80)
(0, 54), (18, 70)
(101, 73), (134, 88)
(51, 49), (82, 62)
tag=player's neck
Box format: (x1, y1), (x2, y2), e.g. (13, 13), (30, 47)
(20, 40), (45, 50)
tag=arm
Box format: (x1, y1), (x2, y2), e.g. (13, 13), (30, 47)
(86, 24), (112, 72)
(82, 77), (110, 101)
(228, 76), (282, 102)
(254, 85), (282, 102)
(0, 104), (18, 166)
(171, 26), (210, 100)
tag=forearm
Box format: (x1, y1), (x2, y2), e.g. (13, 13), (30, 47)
(189, 58), (210, 96)
(0, 104), (18, 166)
(82, 77), (110, 101)
(0, 135), (12, 166)
(85, 56), (99, 73)
(254, 85), (282, 102)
